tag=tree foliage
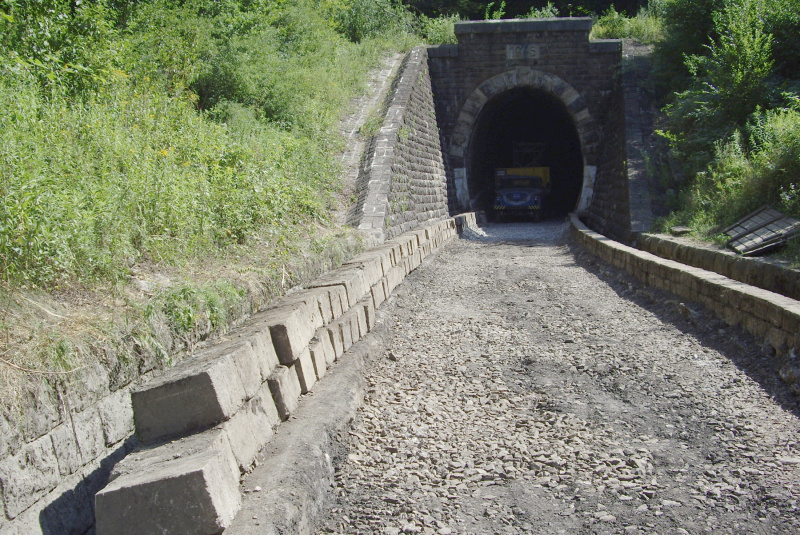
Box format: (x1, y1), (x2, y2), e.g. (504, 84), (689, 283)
(655, 0), (800, 251)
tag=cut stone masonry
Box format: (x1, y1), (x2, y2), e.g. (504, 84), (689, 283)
(92, 218), (459, 535)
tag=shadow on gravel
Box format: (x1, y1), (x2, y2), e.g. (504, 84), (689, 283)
(568, 240), (800, 421)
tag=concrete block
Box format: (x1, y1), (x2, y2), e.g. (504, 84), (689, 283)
(263, 302), (318, 365)
(308, 339), (328, 381)
(327, 325), (344, 360)
(267, 365), (302, 420)
(309, 268), (369, 308)
(312, 287), (336, 325)
(371, 279), (387, 308)
(50, 421), (83, 477)
(73, 407), (106, 464)
(412, 250), (423, 270)
(343, 253), (385, 287)
(249, 381), (282, 431)
(95, 430), (240, 535)
(221, 412), (259, 474)
(132, 349), (250, 444)
(354, 303), (368, 338)
(384, 238), (408, 259)
(97, 388), (134, 447)
(383, 242), (402, 265)
(402, 256), (413, 275)
(412, 230), (427, 249)
(223, 341), (265, 399)
(280, 290), (326, 330)
(371, 246), (395, 275)
(228, 318), (280, 383)
(221, 384), (278, 472)
(310, 328), (335, 370)
(386, 264), (406, 294)
(0, 435), (59, 519)
(326, 284), (348, 319)
(294, 348), (317, 394)
(338, 313), (354, 352)
(362, 298), (376, 332)
(317, 327), (336, 367)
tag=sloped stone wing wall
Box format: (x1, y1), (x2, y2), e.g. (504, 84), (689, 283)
(350, 47), (449, 242)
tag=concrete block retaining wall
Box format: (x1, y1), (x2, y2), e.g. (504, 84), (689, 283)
(90, 218), (460, 535)
(0, 372), (137, 534)
(637, 233), (800, 302)
(572, 215), (800, 393)
(351, 47), (449, 243)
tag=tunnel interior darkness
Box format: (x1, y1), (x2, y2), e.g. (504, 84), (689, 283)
(468, 87), (583, 220)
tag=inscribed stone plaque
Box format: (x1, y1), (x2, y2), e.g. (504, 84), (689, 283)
(506, 44), (541, 61)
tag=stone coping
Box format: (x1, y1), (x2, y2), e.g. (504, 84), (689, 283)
(455, 18), (594, 34)
(93, 218), (464, 535)
(590, 39), (622, 52)
(427, 44), (458, 58)
(572, 214), (800, 391)
(636, 232), (800, 302)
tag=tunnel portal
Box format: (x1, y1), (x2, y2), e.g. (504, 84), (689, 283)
(468, 88), (583, 220)
(428, 17), (625, 234)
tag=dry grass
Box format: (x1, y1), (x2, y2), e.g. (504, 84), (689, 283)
(0, 223), (363, 420)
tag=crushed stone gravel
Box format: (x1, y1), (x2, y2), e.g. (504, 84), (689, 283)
(316, 221), (800, 535)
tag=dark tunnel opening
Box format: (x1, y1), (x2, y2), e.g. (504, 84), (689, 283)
(468, 87), (583, 221)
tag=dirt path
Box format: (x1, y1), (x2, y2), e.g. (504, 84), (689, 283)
(316, 222), (800, 535)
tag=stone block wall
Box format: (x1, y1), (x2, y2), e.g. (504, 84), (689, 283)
(0, 368), (136, 534)
(92, 219), (460, 534)
(351, 47), (449, 242)
(0, 217), (461, 534)
(585, 63), (630, 241)
(571, 215), (800, 394)
(637, 233), (800, 302)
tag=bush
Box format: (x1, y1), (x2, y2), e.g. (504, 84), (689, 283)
(664, 106), (800, 238)
(418, 13), (460, 44)
(591, 3), (665, 44)
(321, 0), (413, 42)
(520, 2), (560, 18)
(0, 0), (120, 95)
(0, 0), (418, 286)
(661, 0), (774, 177)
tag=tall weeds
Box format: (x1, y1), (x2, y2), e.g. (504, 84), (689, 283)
(657, 0), (800, 246)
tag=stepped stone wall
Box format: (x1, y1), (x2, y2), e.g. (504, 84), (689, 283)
(0, 357), (137, 534)
(94, 219), (459, 534)
(0, 218), (460, 535)
(349, 47), (449, 243)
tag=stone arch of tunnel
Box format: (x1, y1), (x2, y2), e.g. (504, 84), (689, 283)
(450, 69), (599, 219)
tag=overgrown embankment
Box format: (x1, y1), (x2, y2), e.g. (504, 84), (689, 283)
(0, 0), (421, 415)
(649, 0), (800, 251)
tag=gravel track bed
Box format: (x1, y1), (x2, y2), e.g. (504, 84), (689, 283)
(317, 222), (800, 535)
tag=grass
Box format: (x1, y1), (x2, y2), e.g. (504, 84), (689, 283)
(591, 3), (665, 44)
(0, 0), (421, 418)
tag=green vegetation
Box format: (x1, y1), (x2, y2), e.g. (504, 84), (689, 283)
(521, 2), (560, 18)
(417, 13), (460, 44)
(0, 0), (418, 407)
(0, 0), (415, 288)
(591, 2), (665, 43)
(654, 0), (800, 252)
